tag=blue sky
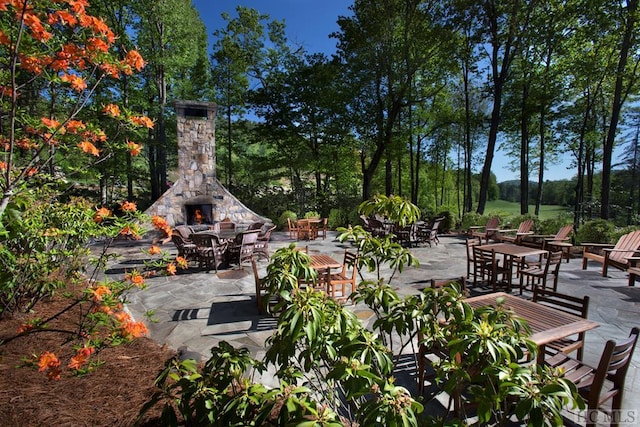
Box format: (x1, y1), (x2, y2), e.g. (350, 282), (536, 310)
(191, 1), (581, 183)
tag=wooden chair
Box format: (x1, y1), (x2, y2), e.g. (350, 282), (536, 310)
(533, 288), (590, 360)
(582, 230), (640, 277)
(417, 217), (443, 247)
(465, 236), (482, 280)
(328, 251), (358, 303)
(218, 219), (236, 231)
(287, 217), (299, 239)
(170, 231), (199, 263)
(628, 257), (640, 286)
(518, 251), (563, 294)
(317, 218), (328, 240)
(522, 224), (573, 256)
(546, 327), (639, 427)
(227, 230), (260, 268)
(470, 216), (500, 244)
(296, 219), (313, 241)
(190, 233), (227, 272)
(254, 224), (276, 261)
(497, 219), (534, 244)
(247, 221), (265, 231)
(471, 246), (509, 291)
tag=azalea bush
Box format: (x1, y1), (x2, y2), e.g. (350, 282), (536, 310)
(0, 0), (176, 380)
(0, 186), (186, 379)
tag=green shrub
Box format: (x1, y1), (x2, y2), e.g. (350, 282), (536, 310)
(304, 210), (320, 219)
(460, 212), (481, 231)
(327, 208), (346, 229)
(434, 210), (453, 233)
(576, 219), (616, 244)
(277, 210), (297, 230)
(611, 225), (640, 242)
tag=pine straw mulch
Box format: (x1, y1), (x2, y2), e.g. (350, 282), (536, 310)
(0, 288), (177, 427)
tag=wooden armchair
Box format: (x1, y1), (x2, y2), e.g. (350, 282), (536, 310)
(469, 216), (500, 244)
(533, 288), (590, 360)
(227, 230), (260, 268)
(190, 233), (227, 272)
(582, 230), (640, 277)
(328, 251), (358, 304)
(287, 217), (299, 239)
(497, 219), (534, 244)
(546, 327), (639, 427)
(254, 224), (276, 261)
(170, 231), (199, 263)
(628, 257), (640, 286)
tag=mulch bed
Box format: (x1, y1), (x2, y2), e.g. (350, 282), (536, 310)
(0, 290), (176, 426)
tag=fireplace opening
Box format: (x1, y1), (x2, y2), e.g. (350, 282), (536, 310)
(185, 204), (214, 225)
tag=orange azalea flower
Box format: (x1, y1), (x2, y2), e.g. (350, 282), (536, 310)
(68, 346), (94, 370)
(66, 119), (85, 133)
(69, 0), (89, 14)
(38, 351), (61, 379)
(125, 50), (146, 72)
(102, 103), (121, 118)
(176, 256), (188, 269)
(149, 245), (161, 255)
(17, 323), (34, 334)
(100, 62), (120, 78)
(87, 37), (109, 53)
(130, 115), (154, 129)
(166, 263), (177, 275)
(26, 167), (38, 177)
(125, 271), (145, 287)
(120, 225), (141, 239)
(152, 215), (168, 229)
(19, 53), (44, 74)
(41, 117), (60, 129)
(0, 161), (6, 171)
(78, 140), (100, 156)
(94, 206), (111, 223)
(48, 10), (78, 27)
(90, 285), (111, 302)
(93, 304), (113, 315)
(127, 140), (141, 156)
(60, 73), (87, 91)
(113, 311), (131, 324)
(120, 200), (137, 212)
(120, 320), (148, 339)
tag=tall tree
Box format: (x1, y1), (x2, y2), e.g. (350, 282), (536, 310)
(463, 0), (535, 214)
(334, 0), (452, 201)
(601, 0), (639, 219)
(134, 0), (208, 199)
(211, 7), (286, 189)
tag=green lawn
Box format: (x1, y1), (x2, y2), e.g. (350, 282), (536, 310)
(484, 200), (570, 220)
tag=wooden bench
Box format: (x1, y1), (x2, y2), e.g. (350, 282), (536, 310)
(582, 230), (640, 277)
(629, 257), (640, 286)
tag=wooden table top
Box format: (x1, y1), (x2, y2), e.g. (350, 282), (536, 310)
(477, 242), (548, 258)
(465, 292), (599, 346)
(309, 254), (342, 269)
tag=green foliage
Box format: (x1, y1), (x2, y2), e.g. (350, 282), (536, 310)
(358, 194), (421, 226)
(327, 208), (347, 229)
(434, 210), (454, 233)
(575, 219), (616, 244)
(537, 216), (572, 235)
(304, 211), (320, 219)
(278, 210), (297, 230)
(612, 225), (640, 242)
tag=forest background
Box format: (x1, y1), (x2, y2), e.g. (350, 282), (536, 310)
(9, 0), (640, 230)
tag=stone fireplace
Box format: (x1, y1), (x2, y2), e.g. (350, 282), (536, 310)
(144, 100), (269, 227)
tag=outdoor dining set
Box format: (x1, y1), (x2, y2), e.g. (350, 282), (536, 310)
(170, 220), (276, 272)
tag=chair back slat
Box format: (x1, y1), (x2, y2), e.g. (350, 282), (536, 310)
(609, 230), (640, 263)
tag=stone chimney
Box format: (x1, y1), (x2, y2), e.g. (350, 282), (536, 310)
(144, 101), (269, 227)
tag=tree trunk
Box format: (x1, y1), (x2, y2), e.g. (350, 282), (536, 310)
(520, 82), (530, 215)
(601, 0), (638, 219)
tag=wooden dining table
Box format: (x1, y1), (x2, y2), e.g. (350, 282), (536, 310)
(465, 292), (599, 364)
(476, 242), (548, 287)
(309, 254), (342, 270)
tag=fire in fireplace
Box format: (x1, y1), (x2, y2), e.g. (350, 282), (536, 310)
(185, 204), (214, 225)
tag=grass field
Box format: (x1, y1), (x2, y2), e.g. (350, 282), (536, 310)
(484, 200), (570, 220)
